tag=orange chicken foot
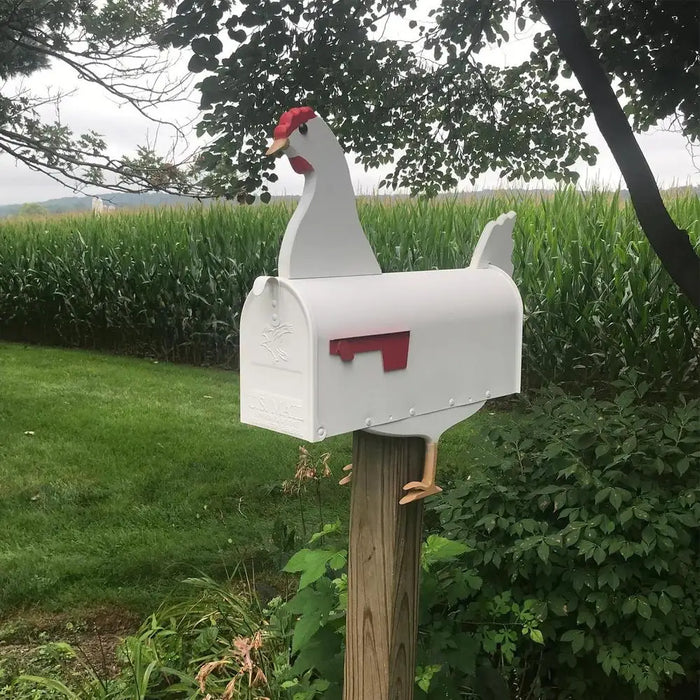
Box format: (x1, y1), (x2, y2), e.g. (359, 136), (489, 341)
(338, 464), (352, 485)
(339, 441), (442, 505)
(399, 441), (442, 505)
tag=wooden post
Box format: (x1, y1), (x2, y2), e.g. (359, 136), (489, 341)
(343, 430), (425, 700)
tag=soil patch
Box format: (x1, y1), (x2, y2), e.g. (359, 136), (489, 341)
(0, 606), (141, 678)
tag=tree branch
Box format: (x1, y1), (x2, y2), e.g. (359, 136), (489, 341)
(536, 0), (699, 307)
(0, 1), (205, 196)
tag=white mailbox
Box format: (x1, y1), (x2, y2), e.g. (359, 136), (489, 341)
(240, 107), (523, 503)
(241, 265), (521, 440)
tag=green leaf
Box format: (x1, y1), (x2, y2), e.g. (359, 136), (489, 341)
(422, 535), (469, 571)
(616, 390), (635, 409)
(415, 664), (442, 693)
(595, 487), (611, 505)
(621, 436), (636, 454)
(609, 489), (622, 511)
(309, 520), (341, 544)
(187, 54), (207, 73)
(622, 596), (637, 615)
(284, 581), (336, 617)
(595, 443), (610, 458)
(193, 625), (218, 654)
(283, 549), (337, 589)
(291, 625), (343, 678)
(632, 506), (650, 521)
(549, 595), (568, 616)
(663, 424), (679, 441)
(598, 567), (620, 590)
(553, 491), (567, 511)
(292, 610), (322, 653)
(537, 541), (550, 563)
(576, 432), (597, 450)
(636, 598), (652, 619)
(529, 628), (544, 644)
(17, 677), (80, 699)
(658, 592), (672, 615)
(620, 542), (635, 559)
(561, 629), (585, 654)
(328, 550), (348, 571)
(665, 585), (684, 599)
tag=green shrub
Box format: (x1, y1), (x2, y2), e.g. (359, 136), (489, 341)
(260, 525), (545, 700)
(425, 377), (700, 697)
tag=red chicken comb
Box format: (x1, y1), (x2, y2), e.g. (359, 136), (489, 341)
(273, 107), (317, 139)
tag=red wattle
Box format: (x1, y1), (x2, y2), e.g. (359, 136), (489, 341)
(289, 156), (313, 174)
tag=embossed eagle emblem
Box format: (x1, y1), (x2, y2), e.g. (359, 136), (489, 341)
(261, 323), (293, 363)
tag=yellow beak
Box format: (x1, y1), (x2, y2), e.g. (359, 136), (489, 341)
(266, 137), (289, 156)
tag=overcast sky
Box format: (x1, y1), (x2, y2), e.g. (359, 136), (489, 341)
(1, 14), (697, 207)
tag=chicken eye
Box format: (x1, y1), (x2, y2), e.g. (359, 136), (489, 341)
(298, 122), (308, 135)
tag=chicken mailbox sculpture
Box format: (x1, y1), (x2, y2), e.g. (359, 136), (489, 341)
(240, 107), (523, 504)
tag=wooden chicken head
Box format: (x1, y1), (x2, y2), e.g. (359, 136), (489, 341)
(265, 107), (381, 280)
(266, 107), (317, 173)
(266, 106), (357, 181)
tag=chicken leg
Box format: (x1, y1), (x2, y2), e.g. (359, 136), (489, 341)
(339, 440), (442, 505)
(399, 440), (442, 505)
(339, 464), (352, 485)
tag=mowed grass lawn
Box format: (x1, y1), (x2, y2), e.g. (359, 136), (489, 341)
(0, 342), (507, 617)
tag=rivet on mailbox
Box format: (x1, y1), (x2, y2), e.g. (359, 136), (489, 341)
(240, 107), (524, 505)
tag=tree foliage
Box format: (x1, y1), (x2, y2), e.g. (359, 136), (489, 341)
(0, 0), (200, 194)
(564, 1), (699, 138)
(17, 202), (48, 217)
(164, 0), (698, 198)
(165, 0), (700, 304)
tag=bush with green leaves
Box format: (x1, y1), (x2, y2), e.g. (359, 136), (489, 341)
(425, 377), (700, 698)
(270, 526), (546, 700)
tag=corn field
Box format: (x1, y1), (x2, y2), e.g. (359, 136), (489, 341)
(0, 188), (698, 391)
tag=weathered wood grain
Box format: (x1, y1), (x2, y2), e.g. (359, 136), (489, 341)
(343, 431), (425, 700)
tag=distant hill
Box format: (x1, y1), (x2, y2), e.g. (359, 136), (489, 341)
(0, 191), (217, 219)
(0, 186), (697, 219)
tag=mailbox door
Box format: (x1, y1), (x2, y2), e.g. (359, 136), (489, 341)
(240, 279), (316, 441)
